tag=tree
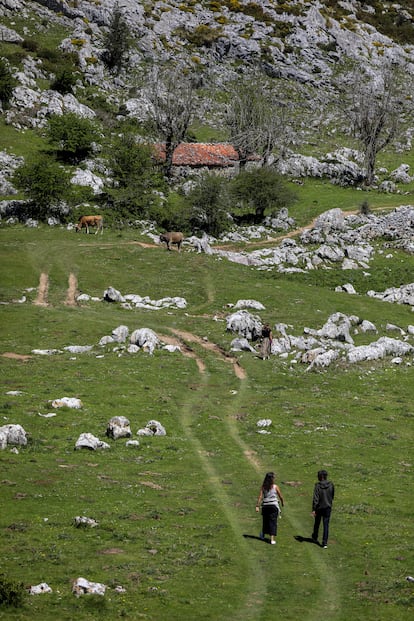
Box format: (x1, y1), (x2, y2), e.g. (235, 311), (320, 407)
(224, 69), (310, 168)
(185, 174), (230, 236)
(333, 60), (414, 186)
(102, 4), (132, 73)
(51, 66), (77, 95)
(104, 132), (165, 219)
(230, 166), (296, 223)
(46, 113), (100, 163)
(146, 64), (198, 179)
(0, 58), (17, 109)
(13, 155), (71, 220)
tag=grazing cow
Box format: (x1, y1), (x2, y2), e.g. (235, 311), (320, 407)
(75, 215), (103, 234)
(159, 231), (184, 252)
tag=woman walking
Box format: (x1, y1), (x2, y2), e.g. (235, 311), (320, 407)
(256, 472), (284, 544)
(260, 323), (272, 360)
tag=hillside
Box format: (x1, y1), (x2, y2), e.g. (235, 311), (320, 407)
(1, 3), (414, 620)
(1, 0), (414, 225)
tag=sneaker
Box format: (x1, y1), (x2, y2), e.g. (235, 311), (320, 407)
(271, 540), (276, 545)
(323, 545), (328, 549)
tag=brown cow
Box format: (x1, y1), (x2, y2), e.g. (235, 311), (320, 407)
(159, 231), (184, 251)
(75, 215), (103, 234)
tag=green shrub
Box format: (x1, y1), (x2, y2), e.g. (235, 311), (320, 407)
(46, 113), (100, 163)
(177, 24), (223, 47)
(185, 173), (231, 236)
(356, 3), (414, 44)
(0, 574), (26, 608)
(38, 47), (61, 64)
(102, 4), (132, 73)
(148, 191), (189, 232)
(22, 39), (39, 52)
(103, 133), (165, 220)
(230, 166), (297, 222)
(50, 66), (78, 94)
(273, 20), (294, 39)
(0, 58), (17, 109)
(13, 155), (71, 220)
(359, 199), (371, 215)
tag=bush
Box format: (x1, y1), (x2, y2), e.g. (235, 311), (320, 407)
(230, 167), (297, 222)
(102, 5), (132, 72)
(46, 113), (100, 163)
(103, 134), (165, 220)
(177, 24), (223, 47)
(185, 174), (231, 236)
(359, 200), (371, 215)
(0, 574), (26, 608)
(0, 58), (17, 109)
(50, 66), (78, 94)
(13, 155), (71, 220)
(22, 39), (39, 52)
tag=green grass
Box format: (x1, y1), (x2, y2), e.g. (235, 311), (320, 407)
(0, 223), (413, 619)
(287, 178), (414, 227)
(0, 119), (46, 161)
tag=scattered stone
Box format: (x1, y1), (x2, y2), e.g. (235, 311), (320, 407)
(29, 583), (52, 595)
(63, 345), (93, 354)
(335, 283), (357, 294)
(137, 420), (166, 436)
(257, 419), (272, 428)
(32, 349), (61, 355)
(72, 577), (106, 597)
(106, 416), (132, 440)
(103, 286), (125, 303)
(74, 516), (99, 528)
(75, 433), (110, 450)
(126, 440), (140, 447)
(0, 424), (27, 449)
(230, 337), (256, 352)
(226, 310), (262, 340)
(52, 397), (83, 409)
(130, 328), (159, 355)
(233, 299), (265, 310)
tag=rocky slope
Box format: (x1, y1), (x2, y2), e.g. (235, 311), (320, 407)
(1, 1), (414, 123)
(1, 0), (414, 203)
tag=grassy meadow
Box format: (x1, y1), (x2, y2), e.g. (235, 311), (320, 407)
(0, 219), (413, 620)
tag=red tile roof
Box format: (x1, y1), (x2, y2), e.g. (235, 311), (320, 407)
(153, 143), (259, 167)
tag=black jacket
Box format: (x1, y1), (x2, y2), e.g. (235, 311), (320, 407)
(312, 480), (334, 511)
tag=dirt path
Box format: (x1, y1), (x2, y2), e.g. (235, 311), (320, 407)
(214, 205), (396, 251)
(2, 352), (32, 361)
(169, 328), (247, 379)
(214, 211), (359, 250)
(33, 272), (49, 306)
(65, 273), (78, 306)
(158, 332), (206, 373)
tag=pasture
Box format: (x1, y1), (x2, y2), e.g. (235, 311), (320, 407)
(0, 222), (413, 620)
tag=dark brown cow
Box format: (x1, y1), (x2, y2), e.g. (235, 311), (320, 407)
(75, 215), (103, 234)
(159, 231), (184, 251)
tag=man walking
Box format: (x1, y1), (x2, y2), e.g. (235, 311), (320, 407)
(311, 469), (334, 548)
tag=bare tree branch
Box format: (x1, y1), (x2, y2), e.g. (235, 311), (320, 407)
(146, 64), (198, 178)
(224, 70), (311, 168)
(333, 60), (413, 185)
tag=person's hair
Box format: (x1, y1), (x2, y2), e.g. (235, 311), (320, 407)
(262, 472), (275, 491)
(318, 470), (328, 480)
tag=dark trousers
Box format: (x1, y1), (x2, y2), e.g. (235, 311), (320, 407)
(312, 507), (331, 545)
(262, 505), (279, 536)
